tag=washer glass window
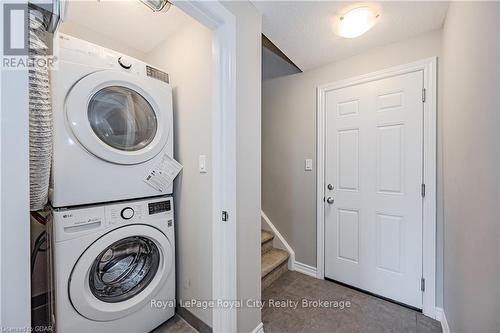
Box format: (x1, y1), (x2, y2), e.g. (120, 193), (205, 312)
(89, 236), (160, 303)
(88, 86), (157, 151)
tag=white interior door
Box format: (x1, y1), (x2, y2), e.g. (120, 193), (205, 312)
(324, 70), (424, 308)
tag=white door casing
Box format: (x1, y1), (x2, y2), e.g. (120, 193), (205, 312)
(324, 71), (423, 308)
(316, 58), (437, 317)
(171, 1), (238, 331)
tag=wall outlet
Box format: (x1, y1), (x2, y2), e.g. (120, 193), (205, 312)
(305, 159), (313, 171)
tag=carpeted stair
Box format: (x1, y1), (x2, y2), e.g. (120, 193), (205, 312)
(261, 229), (289, 290)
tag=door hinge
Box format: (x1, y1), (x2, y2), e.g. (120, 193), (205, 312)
(421, 183), (426, 198)
(222, 211), (229, 222)
(422, 88), (426, 103)
(421, 277), (426, 292)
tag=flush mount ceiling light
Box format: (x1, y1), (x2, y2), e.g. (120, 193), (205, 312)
(140, 0), (171, 12)
(334, 5), (380, 38)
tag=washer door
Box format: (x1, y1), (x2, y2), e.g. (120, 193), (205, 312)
(69, 225), (173, 321)
(66, 70), (171, 165)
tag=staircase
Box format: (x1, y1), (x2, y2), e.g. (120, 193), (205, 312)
(261, 229), (289, 290)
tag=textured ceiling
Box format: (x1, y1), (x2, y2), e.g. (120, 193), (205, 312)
(253, 1), (449, 71)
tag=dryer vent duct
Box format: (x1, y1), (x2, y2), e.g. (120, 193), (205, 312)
(28, 3), (60, 211)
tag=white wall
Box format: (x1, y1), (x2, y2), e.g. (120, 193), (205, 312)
(262, 29), (443, 303)
(221, 2), (262, 332)
(146, 18), (214, 326)
(441, 2), (500, 331)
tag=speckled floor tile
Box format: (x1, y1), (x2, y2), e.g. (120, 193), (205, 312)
(262, 271), (442, 333)
(150, 315), (197, 333)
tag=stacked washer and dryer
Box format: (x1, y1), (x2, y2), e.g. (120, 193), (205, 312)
(49, 33), (177, 332)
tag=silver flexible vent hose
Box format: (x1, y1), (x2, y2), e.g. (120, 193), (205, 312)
(28, 9), (52, 211)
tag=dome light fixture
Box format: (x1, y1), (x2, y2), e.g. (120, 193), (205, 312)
(334, 5), (380, 38)
(140, 0), (171, 12)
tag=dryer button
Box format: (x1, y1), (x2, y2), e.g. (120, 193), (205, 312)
(120, 207), (134, 220)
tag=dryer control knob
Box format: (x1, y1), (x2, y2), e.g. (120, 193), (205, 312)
(118, 56), (132, 69)
(121, 207), (134, 220)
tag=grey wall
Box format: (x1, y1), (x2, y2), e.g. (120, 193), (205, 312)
(221, 2), (263, 332)
(262, 46), (301, 80)
(262, 30), (444, 303)
(147, 19), (214, 326)
(441, 2), (500, 331)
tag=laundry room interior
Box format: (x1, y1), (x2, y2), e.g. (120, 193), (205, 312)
(3, 1), (499, 333)
(30, 1), (215, 331)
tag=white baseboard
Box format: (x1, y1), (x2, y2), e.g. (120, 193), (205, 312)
(435, 307), (450, 333)
(293, 261), (317, 278)
(261, 211), (295, 269)
(251, 322), (264, 333)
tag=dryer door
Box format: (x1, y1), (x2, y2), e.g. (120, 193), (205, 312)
(69, 225), (173, 321)
(66, 70), (172, 165)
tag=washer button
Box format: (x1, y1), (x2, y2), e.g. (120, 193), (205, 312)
(121, 207), (134, 220)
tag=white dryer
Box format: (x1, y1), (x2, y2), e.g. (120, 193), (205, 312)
(50, 33), (174, 208)
(49, 196), (175, 332)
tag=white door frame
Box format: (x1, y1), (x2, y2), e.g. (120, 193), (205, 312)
(316, 57), (437, 318)
(0, 1), (31, 330)
(171, 2), (237, 331)
(0, 1), (238, 331)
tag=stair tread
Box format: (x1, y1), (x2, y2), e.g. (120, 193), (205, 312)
(261, 248), (289, 277)
(261, 229), (274, 244)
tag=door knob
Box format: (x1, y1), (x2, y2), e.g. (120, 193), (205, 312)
(326, 197), (334, 204)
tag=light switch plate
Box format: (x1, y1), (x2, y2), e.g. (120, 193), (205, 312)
(305, 159), (313, 171)
(199, 155), (207, 173)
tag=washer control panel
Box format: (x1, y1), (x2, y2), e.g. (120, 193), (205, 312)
(108, 203), (143, 225)
(148, 200), (171, 215)
(52, 196), (174, 242)
(120, 207), (135, 220)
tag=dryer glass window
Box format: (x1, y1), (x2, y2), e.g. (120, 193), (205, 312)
(88, 86), (157, 151)
(89, 236), (160, 303)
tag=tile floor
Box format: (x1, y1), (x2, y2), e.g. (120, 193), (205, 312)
(152, 315), (197, 333)
(262, 271), (442, 333)
(33, 271), (442, 333)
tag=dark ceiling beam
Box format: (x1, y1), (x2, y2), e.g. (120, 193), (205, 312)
(262, 34), (302, 72)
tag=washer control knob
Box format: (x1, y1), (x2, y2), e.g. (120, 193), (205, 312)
(121, 207), (134, 220)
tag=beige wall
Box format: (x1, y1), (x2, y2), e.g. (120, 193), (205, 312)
(221, 2), (263, 332)
(262, 29), (443, 302)
(147, 19), (214, 326)
(59, 21), (147, 60)
(441, 2), (500, 331)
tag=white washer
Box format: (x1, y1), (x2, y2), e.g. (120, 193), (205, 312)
(49, 196), (175, 332)
(50, 33), (173, 208)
